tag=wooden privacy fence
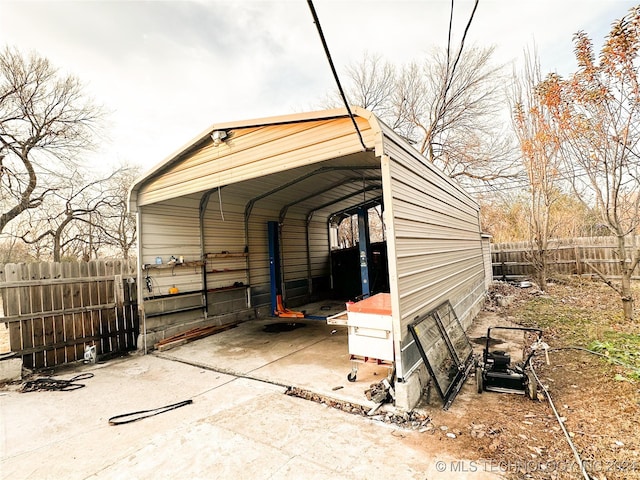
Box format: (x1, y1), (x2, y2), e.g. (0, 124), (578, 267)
(492, 236), (640, 280)
(0, 259), (139, 369)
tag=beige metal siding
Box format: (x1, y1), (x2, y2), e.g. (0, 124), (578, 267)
(307, 215), (330, 279)
(281, 217), (307, 280)
(139, 195), (204, 297)
(136, 117), (376, 207)
(280, 215), (316, 303)
(202, 190), (249, 291)
(382, 139), (485, 379)
(203, 190), (246, 252)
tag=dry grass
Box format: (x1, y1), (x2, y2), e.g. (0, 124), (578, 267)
(467, 278), (640, 479)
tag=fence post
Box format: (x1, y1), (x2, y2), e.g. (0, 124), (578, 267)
(114, 274), (124, 307)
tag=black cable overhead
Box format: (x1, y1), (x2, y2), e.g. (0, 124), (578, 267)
(449, 0), (479, 80)
(307, 0), (368, 151)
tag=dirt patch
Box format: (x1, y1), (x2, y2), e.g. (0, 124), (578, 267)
(417, 350), (639, 479)
(286, 280), (640, 479)
(409, 280), (640, 479)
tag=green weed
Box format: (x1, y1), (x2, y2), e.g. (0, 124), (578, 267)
(588, 337), (640, 381)
(507, 284), (640, 381)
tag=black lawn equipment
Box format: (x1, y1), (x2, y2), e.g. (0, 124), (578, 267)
(476, 326), (544, 400)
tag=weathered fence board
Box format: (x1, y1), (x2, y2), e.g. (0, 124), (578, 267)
(0, 259), (139, 369)
(492, 236), (640, 281)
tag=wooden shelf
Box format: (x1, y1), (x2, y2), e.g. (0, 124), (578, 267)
(143, 289), (205, 301)
(206, 252), (248, 258)
(143, 261), (204, 270)
(206, 253), (248, 278)
(207, 268), (247, 274)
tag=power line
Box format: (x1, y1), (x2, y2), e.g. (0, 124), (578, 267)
(307, 0), (367, 152)
(465, 169), (602, 195)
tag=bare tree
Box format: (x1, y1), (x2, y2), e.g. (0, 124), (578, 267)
(97, 165), (139, 259)
(511, 49), (564, 289)
(0, 215), (37, 262)
(479, 190), (597, 244)
(343, 52), (397, 113)
(414, 47), (512, 174)
(479, 193), (529, 243)
(539, 6), (640, 320)
(0, 46), (100, 234)
(328, 31), (517, 185)
(20, 171), (109, 261)
(332, 205), (385, 250)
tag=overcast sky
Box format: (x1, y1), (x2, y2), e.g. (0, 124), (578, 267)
(1, 0), (636, 174)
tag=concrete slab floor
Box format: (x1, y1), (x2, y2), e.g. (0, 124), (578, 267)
(0, 354), (502, 480)
(158, 317), (392, 409)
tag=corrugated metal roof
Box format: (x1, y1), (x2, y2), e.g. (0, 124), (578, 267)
(128, 107), (385, 212)
(128, 106), (478, 218)
(187, 157), (383, 225)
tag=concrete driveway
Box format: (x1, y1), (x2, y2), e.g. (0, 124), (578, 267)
(1, 353), (501, 480)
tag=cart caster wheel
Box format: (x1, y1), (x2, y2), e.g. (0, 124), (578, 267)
(476, 366), (484, 394)
(347, 372), (357, 382)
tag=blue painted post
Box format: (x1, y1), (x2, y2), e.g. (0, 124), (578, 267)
(267, 221), (280, 315)
(357, 207), (371, 298)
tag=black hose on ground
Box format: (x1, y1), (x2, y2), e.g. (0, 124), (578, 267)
(20, 373), (94, 393)
(108, 399), (193, 426)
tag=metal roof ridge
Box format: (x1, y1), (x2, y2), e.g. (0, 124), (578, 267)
(128, 106), (377, 213)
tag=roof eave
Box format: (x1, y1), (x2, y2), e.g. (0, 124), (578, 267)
(128, 106), (377, 212)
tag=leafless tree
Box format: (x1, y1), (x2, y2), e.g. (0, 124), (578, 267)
(0, 46), (100, 234)
(412, 47), (513, 178)
(0, 215), (37, 262)
(97, 165), (139, 259)
(19, 170), (120, 261)
(343, 52), (397, 113)
(334, 205), (384, 249)
(325, 7), (517, 186)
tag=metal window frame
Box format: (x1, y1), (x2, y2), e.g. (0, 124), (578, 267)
(408, 300), (475, 410)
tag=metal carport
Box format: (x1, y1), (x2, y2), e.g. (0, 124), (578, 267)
(128, 106), (487, 410)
